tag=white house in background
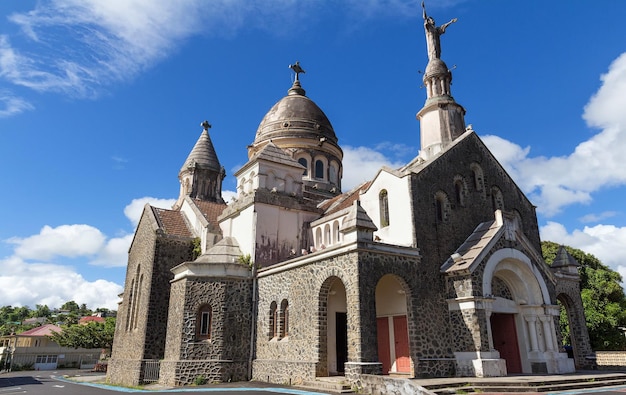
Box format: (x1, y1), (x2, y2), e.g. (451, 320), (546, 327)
(0, 324), (101, 371)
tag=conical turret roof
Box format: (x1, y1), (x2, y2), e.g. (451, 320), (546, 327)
(180, 127), (221, 173)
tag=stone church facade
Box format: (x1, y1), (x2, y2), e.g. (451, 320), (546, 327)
(107, 9), (593, 388)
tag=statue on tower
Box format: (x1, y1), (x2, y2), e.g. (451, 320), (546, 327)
(422, 1), (457, 61)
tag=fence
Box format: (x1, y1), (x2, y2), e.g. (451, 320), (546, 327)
(141, 359), (161, 383)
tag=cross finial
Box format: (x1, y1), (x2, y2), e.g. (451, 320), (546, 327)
(200, 120), (212, 131)
(289, 61), (305, 82)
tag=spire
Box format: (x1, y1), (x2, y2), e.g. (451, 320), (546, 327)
(180, 121), (222, 173)
(417, 2), (466, 159)
(174, 121), (225, 208)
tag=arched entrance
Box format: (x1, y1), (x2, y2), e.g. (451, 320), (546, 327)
(375, 274), (411, 374)
(317, 276), (348, 376)
(483, 249), (555, 374)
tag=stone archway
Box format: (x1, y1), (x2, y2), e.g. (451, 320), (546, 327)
(375, 274), (411, 374)
(317, 276), (348, 376)
(483, 248), (560, 374)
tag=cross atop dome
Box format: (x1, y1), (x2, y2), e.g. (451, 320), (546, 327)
(289, 61), (305, 82)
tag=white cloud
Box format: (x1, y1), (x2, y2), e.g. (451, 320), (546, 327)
(1, 1), (452, 101)
(540, 221), (626, 276)
(123, 196), (176, 227)
(7, 224), (106, 261)
(0, 90), (34, 118)
(579, 211), (617, 224)
(342, 145), (407, 190)
(0, 255), (122, 310)
(89, 234), (134, 268)
(222, 189), (238, 203)
(482, 52), (626, 216)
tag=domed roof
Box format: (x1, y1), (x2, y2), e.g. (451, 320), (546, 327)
(424, 58), (450, 78)
(253, 81), (338, 147)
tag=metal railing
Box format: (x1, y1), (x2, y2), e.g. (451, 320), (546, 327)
(141, 359), (160, 383)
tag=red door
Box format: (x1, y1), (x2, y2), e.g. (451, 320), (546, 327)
(377, 317), (391, 374)
(393, 315), (410, 373)
(491, 313), (522, 373)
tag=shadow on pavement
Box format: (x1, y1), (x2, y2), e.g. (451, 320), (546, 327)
(0, 375), (43, 387)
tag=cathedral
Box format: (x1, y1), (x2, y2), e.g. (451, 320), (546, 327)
(107, 6), (593, 389)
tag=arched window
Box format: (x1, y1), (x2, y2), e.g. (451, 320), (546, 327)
(435, 191), (450, 222)
(324, 224), (331, 246)
(491, 186), (504, 211)
(315, 160), (324, 179)
(470, 163), (484, 192)
(197, 304), (212, 340)
(454, 176), (467, 207)
(269, 302), (278, 339)
(379, 189), (390, 227)
(333, 220), (340, 243)
(329, 162), (338, 184)
(280, 300), (289, 338)
(298, 158), (308, 176)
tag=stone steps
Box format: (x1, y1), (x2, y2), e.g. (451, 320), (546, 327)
(424, 373), (626, 394)
(300, 377), (354, 393)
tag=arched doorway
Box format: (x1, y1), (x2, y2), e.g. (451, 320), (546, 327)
(317, 276), (348, 376)
(483, 249), (554, 374)
(375, 275), (411, 374)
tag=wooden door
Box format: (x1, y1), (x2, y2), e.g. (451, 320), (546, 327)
(491, 313), (522, 373)
(393, 315), (410, 373)
(377, 317), (391, 374)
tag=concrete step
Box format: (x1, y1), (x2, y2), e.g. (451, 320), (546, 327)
(300, 378), (354, 393)
(428, 376), (626, 394)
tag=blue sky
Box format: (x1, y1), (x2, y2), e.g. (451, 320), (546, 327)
(1, 1), (626, 310)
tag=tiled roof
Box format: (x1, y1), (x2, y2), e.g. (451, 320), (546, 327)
(319, 181), (372, 215)
(191, 199), (227, 231)
(152, 208), (193, 237)
(19, 324), (62, 337)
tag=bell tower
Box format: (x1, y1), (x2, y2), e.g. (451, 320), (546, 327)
(417, 2), (467, 159)
(174, 120), (225, 209)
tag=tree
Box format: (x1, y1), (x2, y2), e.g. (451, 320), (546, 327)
(542, 241), (626, 351)
(48, 318), (116, 352)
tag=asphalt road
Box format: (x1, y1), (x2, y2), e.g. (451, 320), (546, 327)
(0, 371), (333, 395)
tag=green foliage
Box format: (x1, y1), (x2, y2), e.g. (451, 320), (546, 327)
(193, 375), (207, 385)
(237, 254), (252, 267)
(543, 241), (626, 350)
(48, 318), (116, 350)
(191, 237), (202, 260)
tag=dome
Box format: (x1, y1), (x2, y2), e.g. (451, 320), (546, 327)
(252, 81), (339, 149)
(424, 58), (450, 78)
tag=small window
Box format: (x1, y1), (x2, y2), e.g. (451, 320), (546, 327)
(298, 158), (308, 176)
(435, 191), (450, 222)
(491, 187), (504, 211)
(197, 305), (212, 339)
(280, 300), (289, 338)
(269, 302), (278, 339)
(315, 160), (324, 179)
(379, 190), (389, 227)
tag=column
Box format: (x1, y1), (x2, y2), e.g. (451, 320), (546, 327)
(525, 316), (539, 352)
(540, 316), (555, 352)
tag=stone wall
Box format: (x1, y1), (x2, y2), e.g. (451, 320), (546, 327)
(160, 272), (253, 386)
(595, 352), (626, 371)
(108, 207), (194, 386)
(254, 243), (423, 385)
